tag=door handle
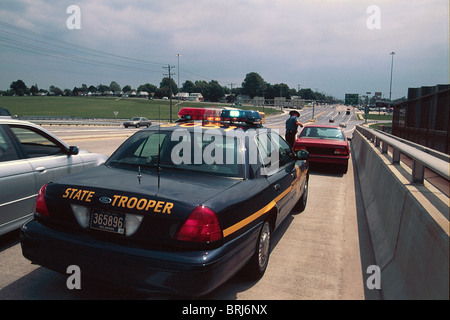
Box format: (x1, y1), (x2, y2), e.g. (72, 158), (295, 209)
(274, 184), (281, 192)
(35, 167), (47, 173)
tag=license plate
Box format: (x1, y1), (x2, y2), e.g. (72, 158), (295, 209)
(90, 210), (125, 234)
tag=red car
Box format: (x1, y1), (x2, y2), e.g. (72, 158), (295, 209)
(293, 124), (350, 173)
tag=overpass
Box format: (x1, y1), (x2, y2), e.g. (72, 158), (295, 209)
(0, 107), (448, 299)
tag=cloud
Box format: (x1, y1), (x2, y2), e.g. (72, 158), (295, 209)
(0, 0), (448, 98)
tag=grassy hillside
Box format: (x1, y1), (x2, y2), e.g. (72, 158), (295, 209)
(0, 96), (280, 120)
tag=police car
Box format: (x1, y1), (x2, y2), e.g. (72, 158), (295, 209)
(20, 107), (309, 297)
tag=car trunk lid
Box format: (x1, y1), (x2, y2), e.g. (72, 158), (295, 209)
(41, 165), (241, 247)
(294, 138), (348, 156)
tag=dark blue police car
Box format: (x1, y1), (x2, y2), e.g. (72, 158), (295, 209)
(20, 107), (309, 297)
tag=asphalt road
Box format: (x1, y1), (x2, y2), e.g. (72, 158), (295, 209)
(0, 106), (380, 300)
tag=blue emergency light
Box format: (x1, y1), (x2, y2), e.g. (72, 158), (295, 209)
(220, 109), (262, 126)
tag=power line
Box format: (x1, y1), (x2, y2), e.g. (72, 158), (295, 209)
(0, 20), (238, 90)
(0, 20), (167, 68)
(0, 19), (171, 84)
(0, 36), (163, 75)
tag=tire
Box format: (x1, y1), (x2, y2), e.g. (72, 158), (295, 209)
(293, 176), (308, 213)
(244, 220), (271, 280)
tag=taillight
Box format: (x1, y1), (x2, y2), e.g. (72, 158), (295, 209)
(35, 184), (50, 217)
(174, 205), (222, 243)
(334, 148), (348, 155)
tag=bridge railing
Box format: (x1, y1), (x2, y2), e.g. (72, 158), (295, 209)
(355, 125), (449, 184)
(352, 126), (449, 299)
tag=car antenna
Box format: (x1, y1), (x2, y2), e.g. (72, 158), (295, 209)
(157, 144), (162, 189)
(157, 103), (162, 190)
(157, 99), (163, 173)
(137, 166), (142, 184)
(157, 144), (162, 172)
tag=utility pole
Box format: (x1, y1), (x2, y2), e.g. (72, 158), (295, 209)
(228, 83), (236, 104)
(163, 65), (175, 122)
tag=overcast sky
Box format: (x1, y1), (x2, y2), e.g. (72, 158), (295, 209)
(0, 0), (448, 99)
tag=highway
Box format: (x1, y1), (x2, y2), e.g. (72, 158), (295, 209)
(0, 105), (381, 299)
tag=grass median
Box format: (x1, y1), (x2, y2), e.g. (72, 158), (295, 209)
(0, 96), (281, 120)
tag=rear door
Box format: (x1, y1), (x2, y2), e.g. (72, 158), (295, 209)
(0, 125), (36, 235)
(8, 125), (85, 192)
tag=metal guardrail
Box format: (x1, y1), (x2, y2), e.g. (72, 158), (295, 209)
(356, 125), (450, 184)
(20, 117), (124, 126)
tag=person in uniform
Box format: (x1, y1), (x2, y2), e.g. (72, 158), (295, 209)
(285, 110), (303, 148)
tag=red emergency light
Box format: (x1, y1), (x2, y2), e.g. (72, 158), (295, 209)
(177, 107), (223, 121)
(177, 107), (208, 120)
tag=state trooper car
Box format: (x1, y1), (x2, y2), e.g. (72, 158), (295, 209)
(20, 107), (309, 297)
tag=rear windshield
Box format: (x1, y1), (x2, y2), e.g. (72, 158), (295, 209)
(299, 127), (345, 141)
(106, 129), (244, 178)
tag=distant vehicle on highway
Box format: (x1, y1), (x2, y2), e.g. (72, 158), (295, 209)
(0, 119), (108, 236)
(294, 124), (350, 173)
(123, 117), (152, 128)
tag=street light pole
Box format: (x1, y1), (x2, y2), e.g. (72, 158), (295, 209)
(389, 51), (395, 113)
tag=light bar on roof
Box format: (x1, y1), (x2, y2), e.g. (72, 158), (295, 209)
(177, 107), (263, 127)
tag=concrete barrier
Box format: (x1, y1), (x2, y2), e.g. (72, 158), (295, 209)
(352, 129), (449, 299)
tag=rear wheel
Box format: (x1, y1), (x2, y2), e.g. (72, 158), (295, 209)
(244, 220), (271, 280)
(293, 176), (308, 213)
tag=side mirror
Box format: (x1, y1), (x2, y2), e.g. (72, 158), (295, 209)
(296, 150), (309, 160)
(68, 146), (79, 155)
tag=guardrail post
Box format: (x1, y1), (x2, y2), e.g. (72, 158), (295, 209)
(375, 136), (380, 147)
(412, 160), (425, 184)
(381, 141), (388, 154)
(392, 147), (401, 164)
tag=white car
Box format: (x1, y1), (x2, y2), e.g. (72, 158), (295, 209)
(0, 107), (12, 119)
(122, 117), (152, 128)
(0, 119), (108, 236)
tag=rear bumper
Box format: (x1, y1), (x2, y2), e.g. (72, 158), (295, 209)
(20, 219), (259, 297)
(308, 154), (349, 165)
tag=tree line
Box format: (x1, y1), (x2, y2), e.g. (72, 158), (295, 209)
(2, 72), (337, 103)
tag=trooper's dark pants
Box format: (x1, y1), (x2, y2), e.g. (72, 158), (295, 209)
(285, 130), (297, 148)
